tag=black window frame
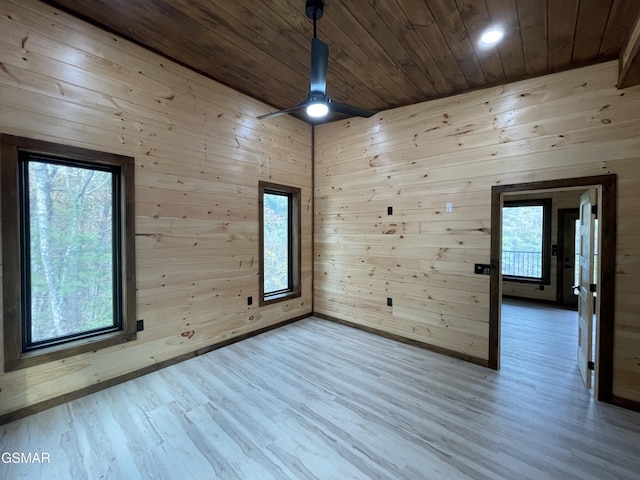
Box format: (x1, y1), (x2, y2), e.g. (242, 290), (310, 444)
(1, 134), (137, 372)
(502, 198), (552, 284)
(258, 181), (301, 306)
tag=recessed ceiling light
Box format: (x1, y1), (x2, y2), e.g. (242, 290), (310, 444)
(479, 28), (504, 46)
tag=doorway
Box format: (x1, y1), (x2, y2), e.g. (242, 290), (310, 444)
(557, 208), (579, 310)
(489, 175), (616, 403)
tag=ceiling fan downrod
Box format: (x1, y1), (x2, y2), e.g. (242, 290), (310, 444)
(305, 0), (324, 39)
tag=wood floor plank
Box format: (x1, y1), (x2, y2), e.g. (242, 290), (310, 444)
(1, 299), (640, 479)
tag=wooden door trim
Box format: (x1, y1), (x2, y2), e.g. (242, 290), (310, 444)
(489, 175), (616, 404)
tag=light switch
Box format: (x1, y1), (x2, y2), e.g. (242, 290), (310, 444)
(446, 202), (453, 213)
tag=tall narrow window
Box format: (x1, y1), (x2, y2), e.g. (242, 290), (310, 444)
(22, 157), (120, 349)
(502, 199), (552, 283)
(259, 181), (301, 305)
(2, 135), (136, 371)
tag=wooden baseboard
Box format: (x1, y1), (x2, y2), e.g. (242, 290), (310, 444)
(612, 395), (640, 413)
(313, 312), (489, 368)
(0, 313), (311, 426)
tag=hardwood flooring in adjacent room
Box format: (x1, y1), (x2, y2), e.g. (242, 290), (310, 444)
(1, 299), (640, 479)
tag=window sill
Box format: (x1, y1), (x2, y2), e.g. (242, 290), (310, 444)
(260, 291), (301, 307)
(502, 275), (549, 285)
(5, 331), (137, 372)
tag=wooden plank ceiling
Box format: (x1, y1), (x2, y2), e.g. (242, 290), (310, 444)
(45, 0), (640, 123)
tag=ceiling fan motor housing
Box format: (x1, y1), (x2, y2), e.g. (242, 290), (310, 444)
(305, 0), (324, 20)
(308, 92), (327, 103)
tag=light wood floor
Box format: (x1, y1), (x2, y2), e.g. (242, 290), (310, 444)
(2, 299), (640, 479)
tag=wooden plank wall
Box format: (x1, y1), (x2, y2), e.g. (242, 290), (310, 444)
(314, 61), (640, 402)
(502, 190), (584, 302)
(0, 0), (312, 417)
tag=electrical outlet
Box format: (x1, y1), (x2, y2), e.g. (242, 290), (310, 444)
(474, 264), (491, 275)
(387, 297), (393, 307)
(446, 202), (453, 213)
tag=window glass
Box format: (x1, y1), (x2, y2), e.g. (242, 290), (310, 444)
(25, 159), (118, 348)
(502, 199), (551, 283)
(263, 192), (290, 295)
(502, 205), (543, 278)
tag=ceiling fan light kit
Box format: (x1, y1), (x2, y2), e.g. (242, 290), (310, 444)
(258, 0), (378, 122)
(307, 100), (329, 117)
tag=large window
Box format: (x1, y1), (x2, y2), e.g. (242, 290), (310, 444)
(1, 135), (136, 371)
(259, 181), (301, 305)
(502, 199), (552, 283)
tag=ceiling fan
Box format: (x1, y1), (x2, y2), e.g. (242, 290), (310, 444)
(257, 0), (378, 121)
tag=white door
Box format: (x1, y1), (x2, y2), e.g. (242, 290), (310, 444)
(577, 189), (596, 389)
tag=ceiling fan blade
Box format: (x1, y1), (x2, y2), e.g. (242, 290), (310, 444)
(310, 38), (329, 95)
(257, 103), (306, 120)
(328, 101), (378, 118)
